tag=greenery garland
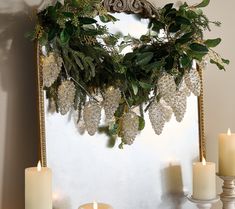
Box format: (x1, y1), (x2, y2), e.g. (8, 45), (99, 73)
(29, 0), (229, 147)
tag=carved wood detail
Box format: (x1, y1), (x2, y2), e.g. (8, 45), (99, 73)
(102, 0), (159, 18)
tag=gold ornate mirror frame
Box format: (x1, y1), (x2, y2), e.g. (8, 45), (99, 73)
(35, 0), (206, 167)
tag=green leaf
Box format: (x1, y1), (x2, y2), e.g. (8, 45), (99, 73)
(136, 52), (154, 66)
(169, 23), (181, 33)
(187, 50), (205, 61)
(60, 29), (70, 44)
(222, 58), (230, 65)
(175, 31), (194, 44)
(186, 10), (198, 19)
(164, 3), (174, 16)
(99, 14), (118, 23)
(138, 116), (145, 131)
(151, 20), (165, 32)
(131, 82), (139, 95)
(139, 81), (153, 89)
(180, 54), (191, 68)
(78, 17), (97, 25)
(190, 43), (209, 53)
(62, 12), (74, 18)
(210, 59), (225, 70)
(204, 38), (221, 48)
(175, 16), (191, 25)
(195, 0), (210, 8)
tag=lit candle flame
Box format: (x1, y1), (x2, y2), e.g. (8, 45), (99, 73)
(202, 157), (206, 166)
(37, 161), (42, 172)
(227, 128), (232, 136)
(93, 202), (98, 209)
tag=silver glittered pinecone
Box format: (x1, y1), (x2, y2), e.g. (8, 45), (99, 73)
(42, 53), (63, 88)
(83, 101), (102, 136)
(121, 111), (139, 145)
(103, 87), (121, 121)
(158, 73), (177, 98)
(149, 100), (173, 135)
(184, 68), (201, 96)
(164, 91), (187, 122)
(57, 80), (76, 115)
(178, 78), (191, 97)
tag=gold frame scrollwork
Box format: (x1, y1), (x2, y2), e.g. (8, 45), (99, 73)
(36, 0), (206, 167)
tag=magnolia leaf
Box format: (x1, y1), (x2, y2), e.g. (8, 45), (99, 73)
(195, 0), (210, 8)
(139, 81), (153, 89)
(136, 52), (154, 66)
(79, 17), (97, 25)
(180, 54), (191, 68)
(190, 43), (209, 54)
(175, 16), (191, 25)
(204, 38), (221, 48)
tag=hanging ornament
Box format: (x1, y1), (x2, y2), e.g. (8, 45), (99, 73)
(164, 91), (187, 122)
(149, 100), (172, 135)
(184, 68), (201, 96)
(83, 101), (102, 136)
(57, 80), (76, 115)
(158, 73), (177, 99)
(42, 53), (63, 88)
(103, 87), (121, 121)
(121, 111), (139, 145)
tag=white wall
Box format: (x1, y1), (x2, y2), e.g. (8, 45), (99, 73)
(0, 0), (234, 209)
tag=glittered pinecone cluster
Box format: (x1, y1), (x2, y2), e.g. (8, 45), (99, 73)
(121, 111), (139, 145)
(42, 53), (63, 88)
(150, 68), (201, 133)
(103, 87), (121, 122)
(83, 101), (102, 136)
(57, 80), (76, 115)
(149, 100), (172, 135)
(81, 87), (122, 136)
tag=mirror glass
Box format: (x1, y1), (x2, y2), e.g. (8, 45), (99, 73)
(43, 13), (200, 209)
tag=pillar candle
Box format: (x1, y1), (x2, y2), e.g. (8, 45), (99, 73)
(219, 129), (235, 176)
(79, 202), (113, 209)
(193, 158), (216, 200)
(25, 161), (52, 209)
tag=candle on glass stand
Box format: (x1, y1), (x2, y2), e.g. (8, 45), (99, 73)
(192, 157), (216, 200)
(219, 128), (235, 176)
(79, 202), (113, 209)
(25, 161), (52, 209)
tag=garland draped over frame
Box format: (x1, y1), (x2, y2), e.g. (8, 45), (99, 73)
(29, 0), (229, 147)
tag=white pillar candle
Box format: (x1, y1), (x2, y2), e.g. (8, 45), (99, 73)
(79, 202), (113, 209)
(219, 129), (235, 176)
(193, 158), (216, 200)
(25, 161), (52, 209)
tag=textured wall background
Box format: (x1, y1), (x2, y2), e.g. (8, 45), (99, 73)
(0, 0), (234, 209)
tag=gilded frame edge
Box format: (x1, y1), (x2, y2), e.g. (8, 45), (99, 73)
(35, 0), (207, 167)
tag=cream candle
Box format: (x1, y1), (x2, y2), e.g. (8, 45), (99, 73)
(219, 128), (235, 176)
(79, 202), (113, 209)
(25, 161), (52, 209)
(193, 158), (216, 200)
